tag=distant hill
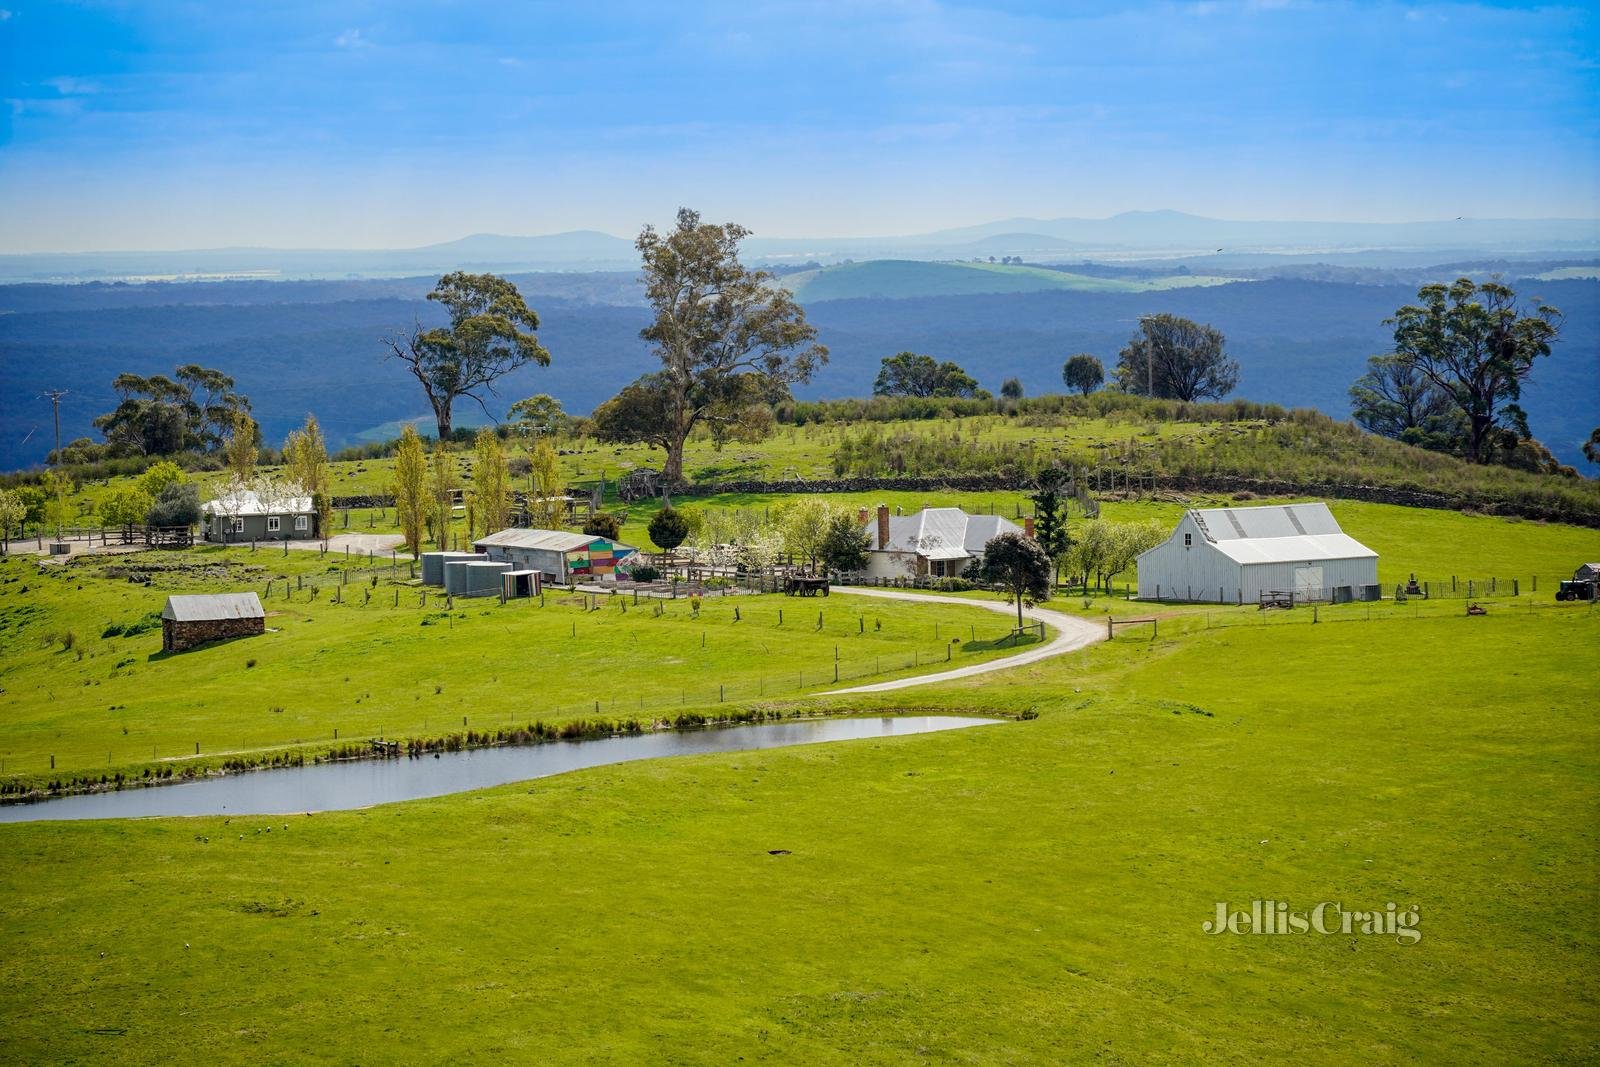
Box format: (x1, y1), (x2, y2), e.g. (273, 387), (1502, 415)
(4, 211), (1596, 283)
(918, 210), (1600, 253)
(779, 260), (1238, 301)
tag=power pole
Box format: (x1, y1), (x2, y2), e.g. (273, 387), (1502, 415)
(41, 389), (68, 542)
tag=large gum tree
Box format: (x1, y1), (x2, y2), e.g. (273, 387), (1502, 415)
(386, 272), (549, 441)
(1387, 278), (1562, 464)
(634, 209), (827, 483)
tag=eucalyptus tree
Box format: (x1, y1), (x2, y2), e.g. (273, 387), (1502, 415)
(1386, 278), (1561, 464)
(633, 209), (826, 482)
(386, 272), (550, 441)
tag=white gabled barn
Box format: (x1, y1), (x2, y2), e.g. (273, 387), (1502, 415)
(1137, 502), (1379, 604)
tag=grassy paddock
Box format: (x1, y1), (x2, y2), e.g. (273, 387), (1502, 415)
(0, 594), (1594, 1062)
(0, 550), (1040, 787)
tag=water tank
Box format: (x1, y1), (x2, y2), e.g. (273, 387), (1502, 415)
(421, 551), (486, 586)
(444, 559), (511, 598)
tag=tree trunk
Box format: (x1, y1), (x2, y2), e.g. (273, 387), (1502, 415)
(1467, 412), (1493, 464)
(663, 433), (687, 484)
(432, 395), (453, 442)
(1015, 584), (1025, 628)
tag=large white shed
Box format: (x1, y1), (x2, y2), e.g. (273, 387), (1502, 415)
(1136, 502), (1379, 603)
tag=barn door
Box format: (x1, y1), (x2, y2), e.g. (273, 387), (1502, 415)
(1294, 565), (1323, 600)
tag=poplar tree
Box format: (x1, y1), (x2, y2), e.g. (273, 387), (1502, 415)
(470, 429), (510, 536)
(283, 415), (331, 540)
(429, 442), (458, 548)
(222, 409), (258, 481)
(392, 424), (428, 558)
(527, 439), (565, 529)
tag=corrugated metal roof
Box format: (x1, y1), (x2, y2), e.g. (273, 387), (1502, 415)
(1173, 503), (1375, 564)
(162, 592), (264, 622)
(1192, 503), (1343, 541)
(1213, 533), (1376, 565)
(474, 528), (637, 554)
(201, 489), (313, 517)
(867, 507), (1023, 558)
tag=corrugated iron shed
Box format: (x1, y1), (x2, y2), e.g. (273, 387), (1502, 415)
(162, 592), (265, 622)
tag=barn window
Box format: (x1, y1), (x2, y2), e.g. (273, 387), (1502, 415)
(1184, 533), (1192, 547)
(267, 516), (281, 533)
(294, 516), (308, 530)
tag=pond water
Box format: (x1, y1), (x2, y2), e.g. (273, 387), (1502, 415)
(0, 716), (1001, 823)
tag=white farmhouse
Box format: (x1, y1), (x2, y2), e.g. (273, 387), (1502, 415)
(858, 504), (1024, 579)
(1136, 502), (1378, 603)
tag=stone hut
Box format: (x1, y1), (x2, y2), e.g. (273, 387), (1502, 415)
(161, 592), (265, 652)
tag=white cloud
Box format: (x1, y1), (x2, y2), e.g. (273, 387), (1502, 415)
(334, 28), (372, 50)
(45, 77), (99, 96)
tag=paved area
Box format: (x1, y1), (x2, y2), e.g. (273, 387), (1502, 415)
(822, 586), (1105, 694)
(280, 533), (405, 555)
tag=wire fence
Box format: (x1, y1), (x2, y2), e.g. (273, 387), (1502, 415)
(1105, 593), (1596, 642)
(0, 605), (1046, 781)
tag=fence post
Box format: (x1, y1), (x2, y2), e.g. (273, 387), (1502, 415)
(1107, 616), (1113, 639)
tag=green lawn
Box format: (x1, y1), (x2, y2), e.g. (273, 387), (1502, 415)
(0, 548), (1040, 785)
(0, 590), (1594, 1062)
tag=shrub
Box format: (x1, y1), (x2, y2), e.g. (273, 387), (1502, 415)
(583, 512), (622, 540)
(648, 506), (690, 551)
(630, 565), (661, 582)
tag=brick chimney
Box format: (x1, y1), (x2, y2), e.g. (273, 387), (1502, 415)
(1024, 516), (1036, 539)
(876, 504), (890, 550)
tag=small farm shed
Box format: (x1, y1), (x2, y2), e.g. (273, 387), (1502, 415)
(202, 488), (317, 543)
(1136, 502), (1378, 603)
(161, 592), (265, 652)
(421, 551), (488, 586)
(858, 505), (1024, 579)
(473, 528), (637, 584)
(1575, 563), (1600, 583)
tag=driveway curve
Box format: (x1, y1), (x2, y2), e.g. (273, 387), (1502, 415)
(823, 586), (1105, 695)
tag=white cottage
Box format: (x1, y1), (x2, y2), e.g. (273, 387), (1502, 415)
(858, 505), (1024, 579)
(1137, 502), (1378, 603)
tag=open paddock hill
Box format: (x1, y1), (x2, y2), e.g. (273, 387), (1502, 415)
(0, 511), (1595, 1062)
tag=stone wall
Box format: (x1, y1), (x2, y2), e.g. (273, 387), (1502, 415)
(163, 616), (265, 653)
(666, 473), (1597, 527)
(336, 474), (1598, 528)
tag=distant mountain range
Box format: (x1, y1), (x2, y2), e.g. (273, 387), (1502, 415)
(3, 211), (1596, 283)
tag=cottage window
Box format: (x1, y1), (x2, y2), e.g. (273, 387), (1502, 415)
(267, 516), (281, 533)
(1184, 533), (1192, 547)
(230, 518), (245, 534)
(294, 515), (309, 531)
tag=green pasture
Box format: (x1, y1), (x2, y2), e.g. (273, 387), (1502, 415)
(0, 548), (1040, 784)
(0, 575), (1595, 1062)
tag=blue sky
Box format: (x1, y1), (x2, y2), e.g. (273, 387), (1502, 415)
(1, 1), (1595, 251)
